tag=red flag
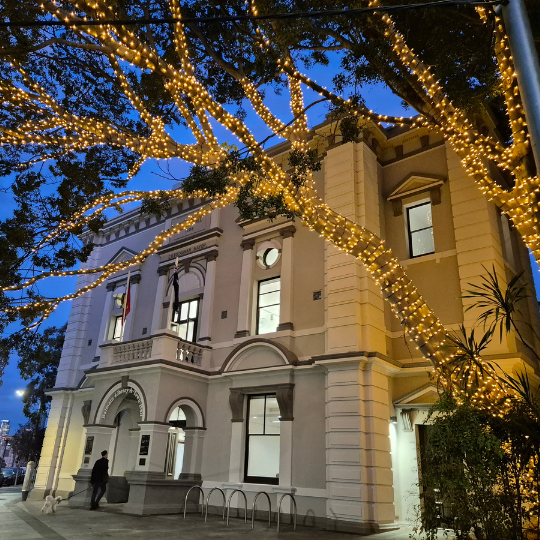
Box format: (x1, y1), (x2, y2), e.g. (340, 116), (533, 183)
(122, 274), (131, 326)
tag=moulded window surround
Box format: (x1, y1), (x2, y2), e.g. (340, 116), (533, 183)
(244, 394), (280, 485)
(171, 298), (200, 342)
(256, 239), (282, 270)
(256, 277), (281, 334)
(406, 201), (435, 258)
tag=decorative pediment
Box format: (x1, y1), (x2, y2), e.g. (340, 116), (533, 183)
(387, 173), (446, 216)
(394, 383), (438, 431)
(394, 383), (439, 408)
(105, 247), (138, 266)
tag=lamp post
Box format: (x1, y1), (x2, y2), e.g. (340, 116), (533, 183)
(501, 0), (540, 172)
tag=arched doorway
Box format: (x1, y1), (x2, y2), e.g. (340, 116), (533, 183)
(164, 399), (205, 482)
(110, 402), (139, 476)
(166, 406), (186, 479)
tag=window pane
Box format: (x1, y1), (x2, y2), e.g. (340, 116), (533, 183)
(265, 397), (281, 435)
(247, 435), (280, 479)
(113, 317), (123, 339)
(258, 304), (280, 334)
(172, 310), (179, 323)
(188, 300), (198, 318)
(259, 278), (280, 295)
(178, 323), (188, 341)
(258, 290), (280, 308)
(408, 203), (432, 232)
(263, 248), (279, 267)
(180, 302), (189, 321)
(411, 228), (435, 257)
(186, 321), (195, 342)
(248, 398), (265, 434)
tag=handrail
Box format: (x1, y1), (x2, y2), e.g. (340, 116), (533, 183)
(183, 485), (204, 519)
(226, 489), (248, 526)
(251, 491), (272, 529)
(204, 487), (226, 522)
(277, 493), (297, 533)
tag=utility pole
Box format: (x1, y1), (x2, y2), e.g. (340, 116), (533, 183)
(501, 0), (540, 172)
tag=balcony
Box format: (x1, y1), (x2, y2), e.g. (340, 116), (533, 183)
(99, 330), (210, 369)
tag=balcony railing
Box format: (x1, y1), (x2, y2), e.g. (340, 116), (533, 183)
(100, 330), (209, 368)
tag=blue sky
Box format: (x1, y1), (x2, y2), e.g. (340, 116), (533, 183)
(1, 65), (539, 433)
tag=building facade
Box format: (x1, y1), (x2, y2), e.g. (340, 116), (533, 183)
(33, 121), (540, 533)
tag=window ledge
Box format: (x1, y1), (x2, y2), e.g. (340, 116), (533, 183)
(400, 249), (456, 268)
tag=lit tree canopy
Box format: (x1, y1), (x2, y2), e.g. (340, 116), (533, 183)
(0, 0), (539, 404)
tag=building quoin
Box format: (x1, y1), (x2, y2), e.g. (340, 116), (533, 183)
(32, 118), (540, 533)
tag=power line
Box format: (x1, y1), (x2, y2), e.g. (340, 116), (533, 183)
(0, 0), (505, 29)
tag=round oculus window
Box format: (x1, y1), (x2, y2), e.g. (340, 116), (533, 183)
(263, 248), (279, 267)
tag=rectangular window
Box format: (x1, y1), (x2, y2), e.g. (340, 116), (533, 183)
(171, 298), (199, 342)
(112, 315), (123, 340)
(245, 395), (280, 484)
(257, 278), (280, 334)
(407, 202), (435, 258)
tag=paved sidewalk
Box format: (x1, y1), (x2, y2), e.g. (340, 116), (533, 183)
(0, 486), (416, 540)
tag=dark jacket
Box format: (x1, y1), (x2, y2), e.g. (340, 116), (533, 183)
(90, 457), (109, 484)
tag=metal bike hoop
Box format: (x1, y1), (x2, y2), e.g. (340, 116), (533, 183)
(277, 493), (297, 533)
(251, 491), (272, 530)
(204, 487), (226, 522)
(226, 489), (248, 526)
(183, 485), (204, 520)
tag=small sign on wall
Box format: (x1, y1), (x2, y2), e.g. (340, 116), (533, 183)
(85, 436), (94, 455)
(139, 435), (150, 456)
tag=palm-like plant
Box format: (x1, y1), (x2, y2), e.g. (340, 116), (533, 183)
(462, 266), (540, 365)
(444, 325), (496, 394)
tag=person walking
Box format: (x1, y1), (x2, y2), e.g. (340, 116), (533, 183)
(90, 450), (109, 510)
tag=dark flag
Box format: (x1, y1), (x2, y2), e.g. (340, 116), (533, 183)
(172, 258), (179, 316)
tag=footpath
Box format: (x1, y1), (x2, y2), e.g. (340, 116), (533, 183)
(0, 486), (416, 540)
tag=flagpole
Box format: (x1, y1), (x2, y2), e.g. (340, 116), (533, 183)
(121, 271), (131, 342)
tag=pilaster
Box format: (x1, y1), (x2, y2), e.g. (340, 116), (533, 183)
(446, 143), (512, 353)
(235, 239), (255, 338)
(325, 360), (395, 526)
(324, 142), (386, 355)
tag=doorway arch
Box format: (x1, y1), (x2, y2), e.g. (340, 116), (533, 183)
(164, 398), (206, 481)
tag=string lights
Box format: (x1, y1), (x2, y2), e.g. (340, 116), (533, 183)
(0, 0), (536, 411)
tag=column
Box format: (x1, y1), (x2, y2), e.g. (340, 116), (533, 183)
(277, 226), (295, 331)
(325, 142), (386, 355)
(29, 392), (73, 500)
(127, 428), (141, 472)
(446, 143), (511, 354)
(123, 274), (141, 341)
(94, 282), (116, 359)
(325, 360), (395, 527)
(181, 428), (206, 482)
(68, 424), (115, 508)
(235, 239), (255, 338)
(134, 422), (170, 472)
(151, 266), (170, 334)
(198, 251), (218, 342)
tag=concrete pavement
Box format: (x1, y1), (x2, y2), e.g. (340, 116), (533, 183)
(0, 486), (418, 540)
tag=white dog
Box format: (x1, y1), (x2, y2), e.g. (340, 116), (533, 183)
(41, 495), (62, 514)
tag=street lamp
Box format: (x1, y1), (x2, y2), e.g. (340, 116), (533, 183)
(15, 390), (24, 397)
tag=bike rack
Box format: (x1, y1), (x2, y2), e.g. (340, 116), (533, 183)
(251, 491), (272, 530)
(277, 493), (297, 533)
(183, 485), (204, 520)
(226, 489), (248, 526)
(204, 487), (226, 522)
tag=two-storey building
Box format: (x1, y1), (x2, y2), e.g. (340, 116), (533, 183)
(32, 119), (540, 533)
